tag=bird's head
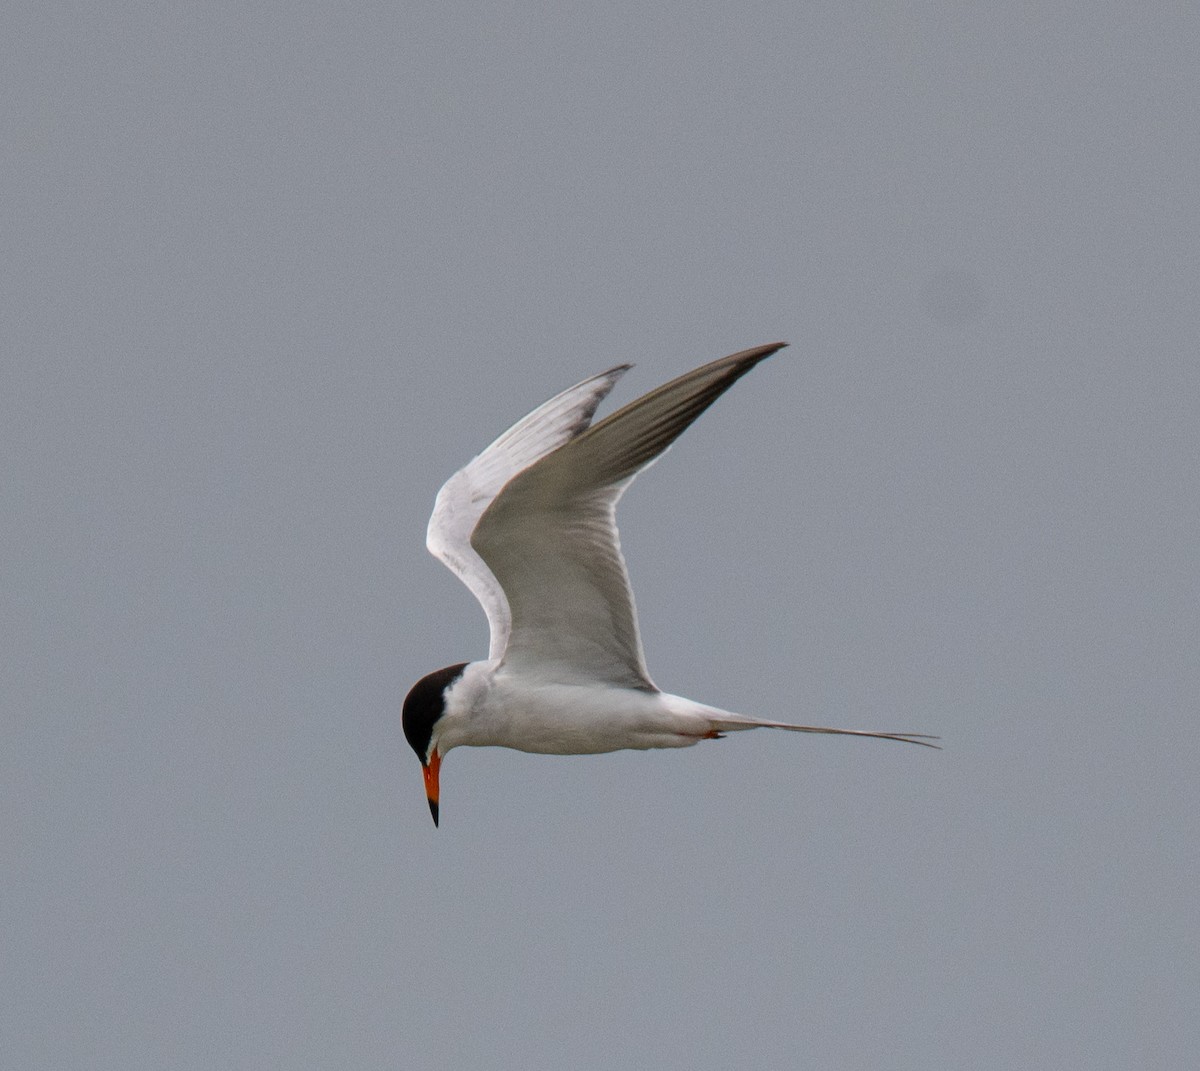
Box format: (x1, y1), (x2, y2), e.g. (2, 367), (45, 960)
(401, 662), (468, 827)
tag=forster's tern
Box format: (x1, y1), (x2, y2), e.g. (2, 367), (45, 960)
(404, 343), (937, 825)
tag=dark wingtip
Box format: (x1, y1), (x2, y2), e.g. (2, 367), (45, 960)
(428, 798), (439, 827)
(721, 341), (789, 378)
(736, 341), (788, 361)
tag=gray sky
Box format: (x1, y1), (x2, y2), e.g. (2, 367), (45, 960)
(5, 3), (1198, 1068)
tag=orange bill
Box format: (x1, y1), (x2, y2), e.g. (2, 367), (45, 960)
(422, 751), (441, 827)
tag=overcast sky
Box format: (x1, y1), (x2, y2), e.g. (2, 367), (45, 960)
(5, 3), (1198, 1069)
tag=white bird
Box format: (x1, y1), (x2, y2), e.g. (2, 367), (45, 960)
(403, 343), (937, 825)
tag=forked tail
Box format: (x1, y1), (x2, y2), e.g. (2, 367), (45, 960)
(708, 714), (941, 749)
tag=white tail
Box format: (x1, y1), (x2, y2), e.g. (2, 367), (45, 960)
(708, 714), (941, 749)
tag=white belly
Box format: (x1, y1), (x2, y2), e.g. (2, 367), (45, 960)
(455, 672), (717, 755)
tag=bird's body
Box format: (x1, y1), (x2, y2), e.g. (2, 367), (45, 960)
(427, 661), (722, 755)
(404, 343), (937, 824)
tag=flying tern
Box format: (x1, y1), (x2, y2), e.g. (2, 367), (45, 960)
(403, 343), (937, 825)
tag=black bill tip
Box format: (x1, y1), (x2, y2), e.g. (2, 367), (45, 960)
(428, 798), (439, 827)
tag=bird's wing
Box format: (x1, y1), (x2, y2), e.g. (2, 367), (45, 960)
(472, 342), (787, 687)
(427, 365), (631, 659)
